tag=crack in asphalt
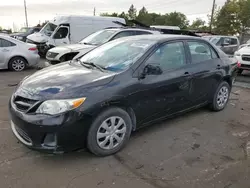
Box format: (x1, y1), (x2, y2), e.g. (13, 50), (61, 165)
(66, 172), (87, 188)
(0, 150), (32, 166)
(113, 154), (178, 188)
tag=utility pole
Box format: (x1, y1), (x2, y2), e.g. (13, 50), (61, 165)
(24, 0), (28, 27)
(209, 0), (216, 33)
(93, 7), (96, 16)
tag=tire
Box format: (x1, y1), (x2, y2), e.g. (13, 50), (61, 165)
(87, 107), (132, 156)
(9, 57), (27, 71)
(210, 81), (231, 111)
(238, 69), (243, 75)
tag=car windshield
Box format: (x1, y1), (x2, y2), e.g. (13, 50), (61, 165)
(210, 37), (221, 45)
(19, 27), (31, 33)
(79, 38), (155, 72)
(79, 30), (117, 45)
(40, 22), (57, 36)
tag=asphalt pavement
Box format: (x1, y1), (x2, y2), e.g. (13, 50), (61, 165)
(1, 63), (250, 188)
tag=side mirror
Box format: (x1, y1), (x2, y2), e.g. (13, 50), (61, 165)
(140, 64), (162, 79)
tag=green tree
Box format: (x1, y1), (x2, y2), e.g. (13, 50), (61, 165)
(213, 0), (240, 35)
(165, 12), (189, 29)
(189, 18), (207, 30)
(128, 4), (137, 20)
(0, 26), (2, 30)
(137, 6), (152, 25)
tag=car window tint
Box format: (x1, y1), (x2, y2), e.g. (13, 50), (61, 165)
(135, 31), (152, 35)
(112, 31), (135, 40)
(146, 41), (186, 71)
(223, 37), (231, 44)
(53, 27), (68, 39)
(0, 38), (16, 47)
(230, 38), (238, 45)
(188, 41), (217, 63)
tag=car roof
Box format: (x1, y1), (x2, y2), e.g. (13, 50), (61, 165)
(105, 27), (160, 33)
(117, 34), (202, 42)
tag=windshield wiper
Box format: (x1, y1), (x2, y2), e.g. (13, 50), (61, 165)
(80, 61), (106, 72)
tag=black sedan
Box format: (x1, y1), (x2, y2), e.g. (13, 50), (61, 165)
(9, 35), (237, 156)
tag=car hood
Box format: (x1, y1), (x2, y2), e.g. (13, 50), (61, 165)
(49, 43), (95, 54)
(15, 62), (116, 100)
(27, 32), (49, 43)
(238, 46), (250, 54)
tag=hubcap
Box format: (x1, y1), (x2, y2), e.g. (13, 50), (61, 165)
(97, 116), (126, 150)
(217, 86), (229, 107)
(12, 59), (25, 71)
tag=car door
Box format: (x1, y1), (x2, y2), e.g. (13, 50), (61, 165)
(229, 37), (239, 55)
(52, 26), (70, 46)
(132, 41), (192, 126)
(220, 37), (233, 55)
(185, 40), (223, 105)
(0, 38), (16, 68)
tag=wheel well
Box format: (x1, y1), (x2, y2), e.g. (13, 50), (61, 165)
(222, 76), (232, 87)
(8, 56), (29, 67)
(93, 104), (137, 131)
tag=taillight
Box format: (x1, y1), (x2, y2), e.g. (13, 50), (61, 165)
(237, 61), (241, 67)
(28, 47), (37, 51)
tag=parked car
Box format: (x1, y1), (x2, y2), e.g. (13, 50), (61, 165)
(10, 27), (41, 42)
(46, 28), (161, 65)
(202, 35), (239, 55)
(26, 15), (126, 56)
(9, 35), (236, 156)
(234, 45), (250, 74)
(0, 35), (39, 71)
(238, 39), (250, 50)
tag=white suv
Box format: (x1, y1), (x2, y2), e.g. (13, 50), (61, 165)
(46, 28), (161, 65)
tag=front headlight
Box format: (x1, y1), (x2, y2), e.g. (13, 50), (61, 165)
(36, 98), (86, 115)
(234, 53), (241, 56)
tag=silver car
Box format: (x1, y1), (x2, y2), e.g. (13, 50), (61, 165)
(0, 35), (40, 71)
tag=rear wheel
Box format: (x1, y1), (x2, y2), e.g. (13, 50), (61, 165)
(210, 81), (231, 111)
(87, 107), (132, 156)
(9, 57), (27, 71)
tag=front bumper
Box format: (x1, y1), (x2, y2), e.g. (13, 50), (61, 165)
(9, 99), (92, 153)
(235, 56), (250, 70)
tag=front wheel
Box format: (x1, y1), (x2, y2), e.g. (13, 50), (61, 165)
(210, 81), (231, 111)
(87, 107), (132, 156)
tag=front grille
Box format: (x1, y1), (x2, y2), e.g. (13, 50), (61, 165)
(242, 55), (250, 61)
(241, 64), (250, 69)
(14, 96), (38, 112)
(15, 126), (32, 144)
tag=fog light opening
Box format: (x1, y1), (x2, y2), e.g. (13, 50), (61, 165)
(43, 133), (57, 147)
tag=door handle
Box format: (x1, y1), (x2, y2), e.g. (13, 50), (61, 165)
(2, 49), (9, 52)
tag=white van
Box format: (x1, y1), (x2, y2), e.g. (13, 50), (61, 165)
(26, 15), (125, 56)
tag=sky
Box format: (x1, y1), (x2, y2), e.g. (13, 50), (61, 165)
(0, 0), (227, 31)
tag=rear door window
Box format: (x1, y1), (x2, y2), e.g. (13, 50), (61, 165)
(0, 38), (16, 47)
(230, 38), (238, 45)
(187, 41), (218, 63)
